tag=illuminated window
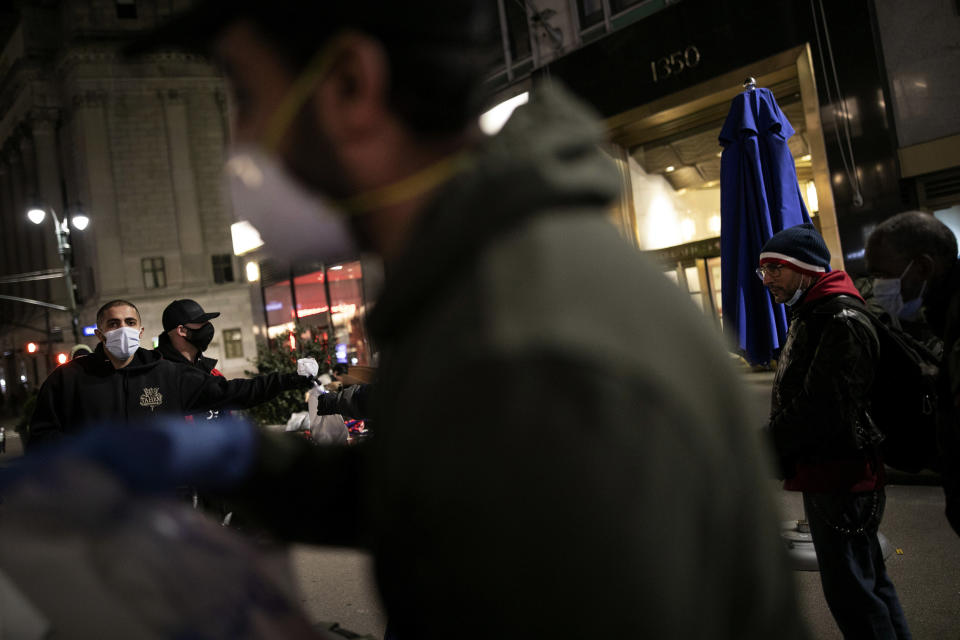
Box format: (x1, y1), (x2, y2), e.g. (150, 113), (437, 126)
(223, 328), (243, 359)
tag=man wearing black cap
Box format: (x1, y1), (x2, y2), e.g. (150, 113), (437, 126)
(157, 299), (222, 377)
(760, 223), (911, 638)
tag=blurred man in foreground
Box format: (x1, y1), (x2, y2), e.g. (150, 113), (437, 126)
(19, 3), (808, 638)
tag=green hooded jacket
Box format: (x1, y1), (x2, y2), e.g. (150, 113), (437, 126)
(234, 84), (807, 640)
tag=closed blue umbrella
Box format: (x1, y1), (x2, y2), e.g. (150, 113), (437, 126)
(719, 83), (811, 366)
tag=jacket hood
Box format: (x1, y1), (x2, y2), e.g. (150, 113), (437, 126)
(800, 270), (863, 306)
(156, 332), (218, 373)
(85, 341), (164, 374)
(369, 83), (620, 343)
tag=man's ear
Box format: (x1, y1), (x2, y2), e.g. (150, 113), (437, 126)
(94, 329), (105, 343)
(915, 253), (936, 279)
(314, 34), (391, 143)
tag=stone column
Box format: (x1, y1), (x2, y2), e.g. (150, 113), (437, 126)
(0, 159), (19, 279)
(18, 132), (45, 278)
(9, 136), (48, 308)
(29, 107), (68, 306)
(72, 90), (125, 297)
(160, 89), (207, 286)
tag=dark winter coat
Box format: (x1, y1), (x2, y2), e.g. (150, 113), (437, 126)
(769, 272), (883, 492)
(927, 260), (960, 535)
(28, 342), (308, 448)
(156, 332), (227, 422)
(230, 84), (806, 639)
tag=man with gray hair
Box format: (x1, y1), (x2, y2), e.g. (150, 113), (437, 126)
(866, 210), (960, 536)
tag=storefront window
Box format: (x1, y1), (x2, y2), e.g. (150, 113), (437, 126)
(621, 94), (818, 330)
(628, 97), (814, 252)
(263, 261), (372, 366)
(292, 271), (329, 322)
(264, 280), (294, 336)
(326, 261), (371, 366)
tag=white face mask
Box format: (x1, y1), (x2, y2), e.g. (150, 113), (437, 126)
(103, 326), (141, 360)
(784, 275), (808, 307)
(225, 145), (358, 265)
(872, 260), (925, 327)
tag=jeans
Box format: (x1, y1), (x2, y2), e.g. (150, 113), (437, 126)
(803, 490), (911, 640)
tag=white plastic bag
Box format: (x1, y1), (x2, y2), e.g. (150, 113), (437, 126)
(284, 411), (311, 432)
(311, 414), (348, 445)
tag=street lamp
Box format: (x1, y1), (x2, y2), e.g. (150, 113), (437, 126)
(26, 204), (88, 343)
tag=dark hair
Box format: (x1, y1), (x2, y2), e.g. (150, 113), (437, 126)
(867, 211), (959, 268)
(237, 2), (499, 135)
(96, 299), (142, 327)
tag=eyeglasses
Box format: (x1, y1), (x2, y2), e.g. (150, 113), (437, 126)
(755, 263), (785, 280)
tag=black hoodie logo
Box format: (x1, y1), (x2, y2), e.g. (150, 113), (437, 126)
(140, 387), (163, 411)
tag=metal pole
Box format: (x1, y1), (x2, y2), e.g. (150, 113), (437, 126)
(45, 309), (52, 377)
(288, 268), (299, 351)
(49, 208), (81, 344)
(321, 263), (334, 340)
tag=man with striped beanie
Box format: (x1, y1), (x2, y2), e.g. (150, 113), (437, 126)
(759, 222), (912, 639)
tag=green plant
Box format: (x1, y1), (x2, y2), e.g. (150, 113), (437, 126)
(16, 389), (39, 436)
(244, 326), (333, 427)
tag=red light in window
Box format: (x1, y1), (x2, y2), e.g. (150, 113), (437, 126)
(289, 334), (296, 351)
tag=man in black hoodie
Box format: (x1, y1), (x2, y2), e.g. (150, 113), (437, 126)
(156, 298), (237, 423)
(28, 299), (314, 448)
(156, 299), (223, 378)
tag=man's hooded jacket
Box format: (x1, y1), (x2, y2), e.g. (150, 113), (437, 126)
(226, 85), (806, 639)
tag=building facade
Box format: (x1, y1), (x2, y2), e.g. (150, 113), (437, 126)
(0, 0), (258, 410)
(485, 0), (960, 326)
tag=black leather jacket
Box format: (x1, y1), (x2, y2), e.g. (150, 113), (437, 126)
(770, 293), (883, 467)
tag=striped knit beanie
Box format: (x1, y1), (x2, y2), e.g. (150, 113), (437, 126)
(759, 223), (831, 276)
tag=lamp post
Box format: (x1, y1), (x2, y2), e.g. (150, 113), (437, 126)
(26, 205), (88, 344)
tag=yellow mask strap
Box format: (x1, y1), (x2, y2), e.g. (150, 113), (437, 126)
(340, 152), (472, 214)
(262, 36), (346, 153)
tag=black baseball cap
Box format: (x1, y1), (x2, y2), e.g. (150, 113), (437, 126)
(162, 299), (221, 332)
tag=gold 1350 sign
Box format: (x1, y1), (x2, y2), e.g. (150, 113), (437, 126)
(650, 45), (702, 83)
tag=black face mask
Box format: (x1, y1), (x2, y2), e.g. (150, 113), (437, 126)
(185, 323), (215, 352)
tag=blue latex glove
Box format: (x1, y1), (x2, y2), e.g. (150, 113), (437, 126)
(0, 417), (259, 493)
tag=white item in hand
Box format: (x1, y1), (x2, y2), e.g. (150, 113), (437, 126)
(296, 358), (319, 378)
